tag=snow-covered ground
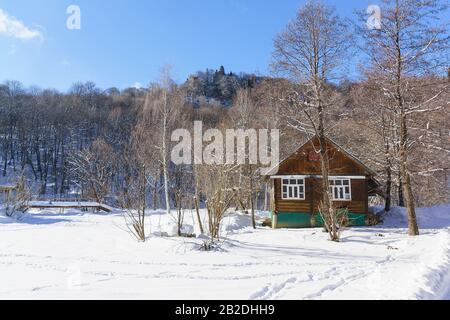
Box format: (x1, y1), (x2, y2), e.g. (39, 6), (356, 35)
(0, 204), (449, 300)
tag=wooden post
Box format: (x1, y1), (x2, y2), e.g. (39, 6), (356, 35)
(310, 177), (316, 227)
(365, 177), (369, 214)
(270, 179), (277, 229)
(272, 212), (278, 229)
(310, 177), (315, 214)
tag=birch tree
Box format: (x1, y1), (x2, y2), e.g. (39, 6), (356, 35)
(141, 68), (182, 215)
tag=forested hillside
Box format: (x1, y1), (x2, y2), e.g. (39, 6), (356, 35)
(185, 66), (263, 107)
(1, 0), (448, 223)
(1, 71), (448, 209)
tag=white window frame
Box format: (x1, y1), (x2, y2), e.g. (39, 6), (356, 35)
(281, 178), (305, 200)
(329, 178), (352, 201)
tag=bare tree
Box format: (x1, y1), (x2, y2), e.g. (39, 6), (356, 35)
(193, 165), (205, 234)
(358, 0), (449, 236)
(170, 164), (194, 237)
(229, 89), (260, 228)
(197, 163), (237, 246)
(68, 139), (114, 203)
(348, 77), (398, 212)
(272, 1), (352, 241)
(140, 67), (182, 215)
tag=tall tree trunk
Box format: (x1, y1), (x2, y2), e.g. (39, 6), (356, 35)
(318, 101), (336, 241)
(402, 169), (419, 236)
(162, 112), (171, 215)
(194, 195), (204, 234)
(319, 143), (334, 239)
(398, 176), (405, 207)
(193, 165), (205, 234)
(152, 179), (158, 210)
(3, 150), (7, 177)
(393, 0), (419, 236)
(400, 114), (419, 236)
(385, 165), (392, 212)
(140, 165), (146, 241)
(250, 170), (256, 229)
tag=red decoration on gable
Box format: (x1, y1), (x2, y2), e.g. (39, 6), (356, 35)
(308, 151), (320, 162)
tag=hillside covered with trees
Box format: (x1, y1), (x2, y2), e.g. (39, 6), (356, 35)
(0, 0), (448, 238)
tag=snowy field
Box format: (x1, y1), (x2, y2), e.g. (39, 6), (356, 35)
(1, 205), (450, 300)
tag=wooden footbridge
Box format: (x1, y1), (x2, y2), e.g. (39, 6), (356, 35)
(25, 199), (113, 213)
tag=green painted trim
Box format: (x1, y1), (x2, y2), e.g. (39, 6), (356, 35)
(347, 213), (367, 227)
(276, 212), (312, 228)
(312, 213), (367, 227)
(272, 212), (368, 228)
(312, 214), (325, 228)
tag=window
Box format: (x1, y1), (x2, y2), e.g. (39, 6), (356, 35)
(282, 179), (305, 200)
(329, 179), (351, 201)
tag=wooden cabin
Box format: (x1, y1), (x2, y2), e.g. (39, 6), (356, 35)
(265, 136), (381, 228)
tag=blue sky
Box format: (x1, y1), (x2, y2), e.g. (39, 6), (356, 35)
(0, 0), (393, 91)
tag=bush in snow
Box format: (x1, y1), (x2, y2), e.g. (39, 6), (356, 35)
(5, 175), (31, 218)
(319, 205), (349, 242)
(119, 162), (147, 242)
(197, 163), (237, 246)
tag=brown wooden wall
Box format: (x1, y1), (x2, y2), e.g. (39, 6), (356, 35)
(274, 178), (313, 213)
(310, 178), (368, 214)
(277, 138), (368, 176)
(272, 137), (371, 215)
(274, 178), (369, 214)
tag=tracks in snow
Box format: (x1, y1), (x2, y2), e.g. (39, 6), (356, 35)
(0, 251), (371, 299)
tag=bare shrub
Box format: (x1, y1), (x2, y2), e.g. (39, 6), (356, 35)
(119, 164), (147, 242)
(198, 164), (237, 245)
(5, 175), (32, 218)
(319, 205), (349, 242)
